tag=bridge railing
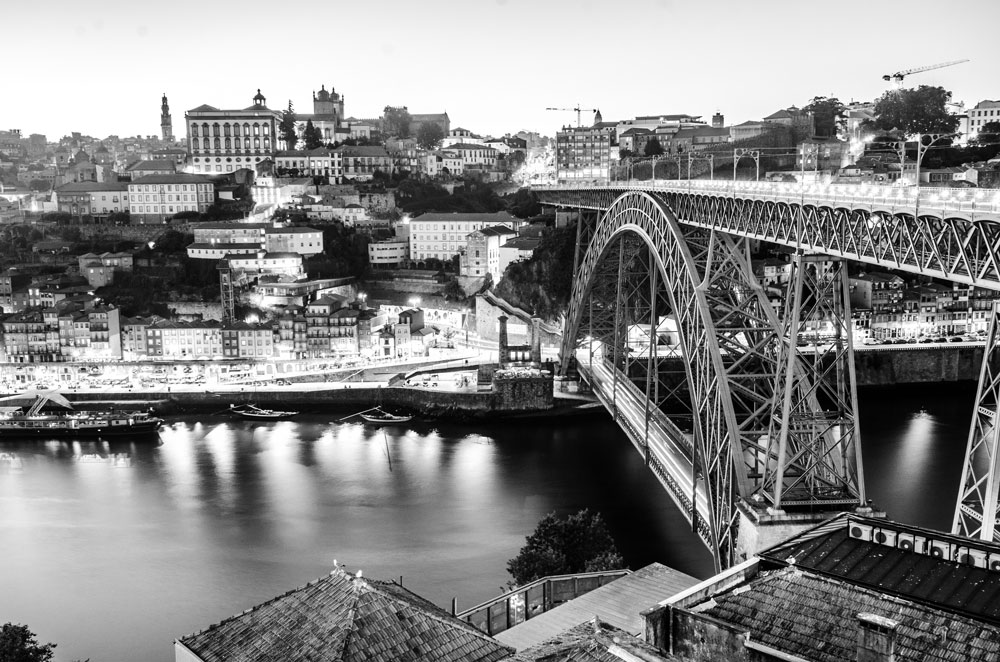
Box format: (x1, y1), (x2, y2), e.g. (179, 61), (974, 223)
(535, 180), (1000, 216)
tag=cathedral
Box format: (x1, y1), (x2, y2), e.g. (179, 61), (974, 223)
(296, 84), (345, 145)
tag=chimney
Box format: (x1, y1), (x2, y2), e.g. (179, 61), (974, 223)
(530, 317), (542, 365)
(498, 315), (509, 366)
(712, 112), (724, 129)
(857, 613), (898, 662)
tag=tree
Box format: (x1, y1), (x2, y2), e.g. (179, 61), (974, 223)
(0, 623), (56, 662)
(382, 106), (411, 139)
(416, 122), (445, 150)
(303, 120), (323, 150)
(977, 121), (1000, 144)
(28, 179), (49, 191)
(802, 96), (846, 138)
(867, 85), (959, 136)
(280, 100), (298, 150)
(507, 510), (625, 586)
(643, 137), (664, 156)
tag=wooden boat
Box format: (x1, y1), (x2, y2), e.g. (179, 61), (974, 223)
(0, 391), (162, 439)
(230, 403), (298, 421)
(359, 407), (413, 425)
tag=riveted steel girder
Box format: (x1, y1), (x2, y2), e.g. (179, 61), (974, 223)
(954, 302), (1000, 541)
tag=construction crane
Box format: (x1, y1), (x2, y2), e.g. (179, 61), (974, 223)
(546, 105), (599, 127)
(882, 59), (969, 88)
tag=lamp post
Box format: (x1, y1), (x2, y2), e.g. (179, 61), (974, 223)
(733, 148), (760, 182)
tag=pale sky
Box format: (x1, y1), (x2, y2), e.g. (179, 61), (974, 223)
(4, 0), (999, 142)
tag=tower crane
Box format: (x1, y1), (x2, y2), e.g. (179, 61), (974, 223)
(882, 59), (969, 88)
(546, 105), (599, 127)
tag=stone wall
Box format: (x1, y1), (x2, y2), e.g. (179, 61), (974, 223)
(854, 346), (984, 385)
(168, 302), (224, 320)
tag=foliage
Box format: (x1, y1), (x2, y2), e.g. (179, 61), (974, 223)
(494, 224), (575, 321)
(0, 623), (56, 662)
(506, 510), (626, 586)
(416, 122), (445, 150)
(503, 150), (526, 175)
(303, 120), (323, 150)
(441, 277), (465, 301)
(280, 100), (298, 150)
(978, 121), (1000, 144)
(866, 85), (959, 136)
(151, 230), (192, 254)
(802, 96), (846, 138)
(107, 210), (130, 225)
(505, 188), (541, 218)
(382, 106), (412, 139)
(304, 225), (370, 279)
(28, 179), (49, 191)
(400, 182), (505, 215)
(643, 137), (664, 156)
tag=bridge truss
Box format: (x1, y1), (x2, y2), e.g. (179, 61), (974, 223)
(559, 190), (864, 570)
(540, 182), (1000, 556)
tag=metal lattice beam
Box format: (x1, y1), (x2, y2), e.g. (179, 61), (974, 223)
(954, 302), (1000, 541)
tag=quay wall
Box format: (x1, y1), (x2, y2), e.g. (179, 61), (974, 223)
(854, 345), (985, 385)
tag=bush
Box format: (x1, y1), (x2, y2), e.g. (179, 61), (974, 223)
(507, 509), (626, 586)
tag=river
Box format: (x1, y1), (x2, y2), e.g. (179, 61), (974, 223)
(0, 382), (977, 662)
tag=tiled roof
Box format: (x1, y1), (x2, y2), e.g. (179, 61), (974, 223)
(510, 618), (674, 662)
(333, 145), (390, 157)
(127, 160), (175, 172)
(475, 225), (516, 237)
(412, 211), (517, 225)
(177, 566), (513, 662)
(702, 566), (1000, 662)
(188, 104), (221, 112)
(495, 563), (698, 652)
(264, 226), (321, 234)
(55, 182), (129, 192)
(130, 174), (214, 185)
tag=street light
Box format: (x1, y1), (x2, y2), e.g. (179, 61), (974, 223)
(733, 148), (760, 182)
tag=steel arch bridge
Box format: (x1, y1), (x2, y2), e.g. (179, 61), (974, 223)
(536, 181), (1000, 570)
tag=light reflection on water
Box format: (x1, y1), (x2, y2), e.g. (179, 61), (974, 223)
(0, 384), (977, 662)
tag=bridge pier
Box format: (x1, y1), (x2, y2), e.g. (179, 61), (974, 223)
(734, 500), (885, 563)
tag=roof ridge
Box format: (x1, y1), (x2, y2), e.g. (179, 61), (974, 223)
(178, 570), (341, 642)
(335, 571), (366, 660)
(362, 579), (509, 646)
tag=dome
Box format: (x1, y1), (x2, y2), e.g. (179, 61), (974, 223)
(253, 88), (266, 105)
(315, 85), (331, 101)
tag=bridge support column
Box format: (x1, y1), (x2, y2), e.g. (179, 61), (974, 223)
(954, 301), (1000, 541)
(762, 254), (865, 512)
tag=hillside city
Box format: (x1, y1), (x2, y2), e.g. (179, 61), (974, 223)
(0, 84), (998, 378)
(4, 76), (1000, 662)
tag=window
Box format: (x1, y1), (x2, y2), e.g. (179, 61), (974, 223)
(253, 123), (260, 136)
(213, 123), (220, 136)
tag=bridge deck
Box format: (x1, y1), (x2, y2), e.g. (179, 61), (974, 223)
(577, 347), (712, 546)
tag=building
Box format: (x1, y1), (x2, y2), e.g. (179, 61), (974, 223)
(127, 174), (215, 223)
(77, 252), (134, 288)
(410, 112), (450, 137)
(368, 238), (409, 268)
(274, 148), (341, 178)
(174, 564), (512, 662)
(294, 84), (346, 145)
(333, 145), (393, 181)
(409, 211), (517, 262)
(498, 235), (541, 275)
(161, 93), (174, 142)
(54, 181), (129, 219)
(187, 222), (268, 260)
(461, 225), (516, 281)
(644, 512), (1000, 662)
(221, 321), (275, 359)
(966, 99), (1000, 142)
(264, 226), (324, 256)
(126, 159), (176, 180)
(555, 122), (617, 182)
(186, 90), (282, 174)
(225, 251), (304, 279)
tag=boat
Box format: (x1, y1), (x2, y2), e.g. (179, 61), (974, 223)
(0, 391), (163, 439)
(0, 452), (23, 470)
(359, 407), (413, 425)
(230, 403), (298, 421)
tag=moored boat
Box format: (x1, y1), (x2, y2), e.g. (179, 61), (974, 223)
(359, 407), (413, 425)
(0, 391), (162, 439)
(230, 403), (298, 420)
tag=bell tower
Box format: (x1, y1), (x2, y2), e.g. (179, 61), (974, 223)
(160, 93), (174, 142)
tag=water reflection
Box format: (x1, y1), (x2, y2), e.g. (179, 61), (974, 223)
(0, 386), (973, 662)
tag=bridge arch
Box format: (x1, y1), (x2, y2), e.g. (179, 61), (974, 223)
(562, 191), (788, 568)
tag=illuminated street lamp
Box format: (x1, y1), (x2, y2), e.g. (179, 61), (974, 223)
(733, 148), (760, 182)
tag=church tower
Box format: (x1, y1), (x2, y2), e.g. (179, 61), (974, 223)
(160, 93), (174, 142)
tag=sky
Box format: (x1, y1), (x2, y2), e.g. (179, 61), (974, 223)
(4, 0), (1000, 142)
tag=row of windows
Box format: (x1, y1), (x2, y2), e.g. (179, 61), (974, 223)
(190, 122), (270, 137)
(131, 184), (206, 192)
(192, 137), (268, 150)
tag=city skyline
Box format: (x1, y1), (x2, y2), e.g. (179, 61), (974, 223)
(4, 0), (1000, 141)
